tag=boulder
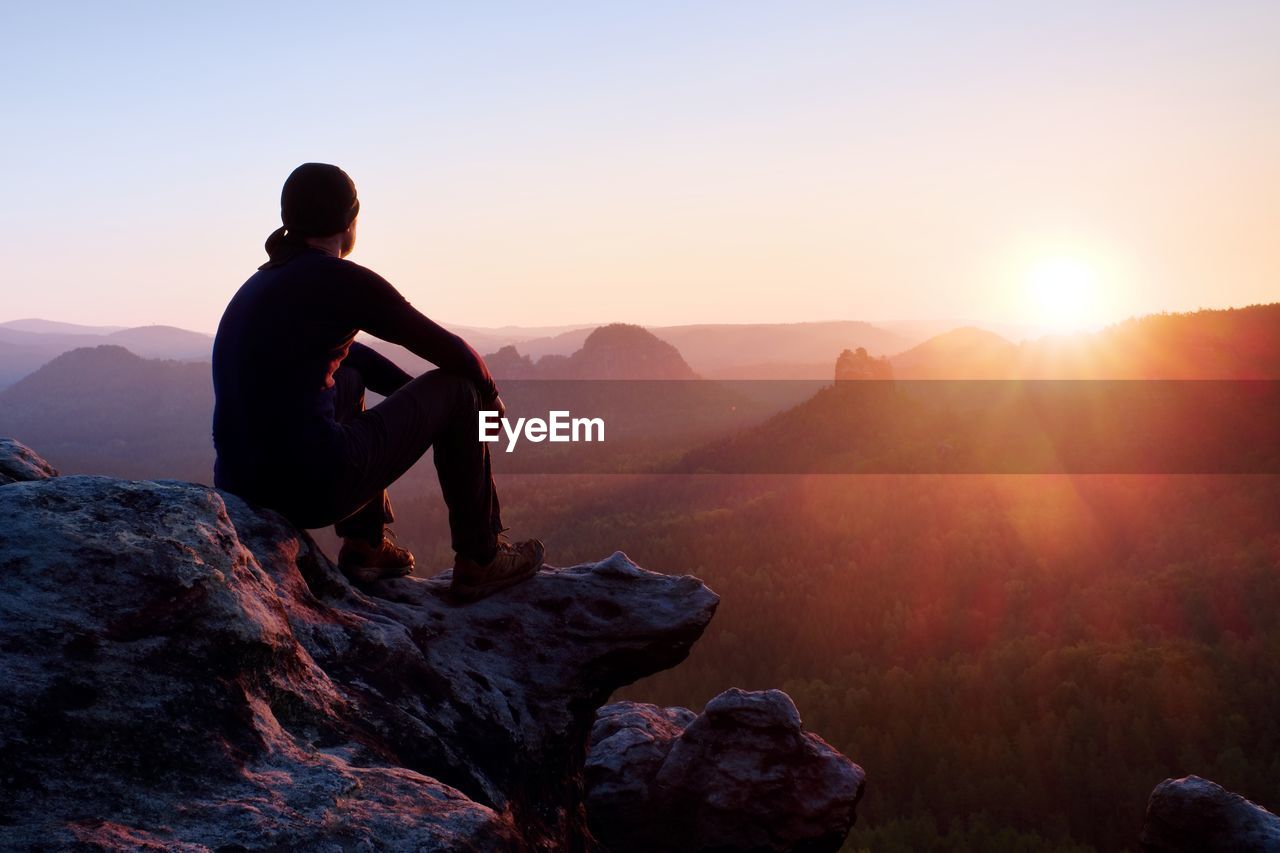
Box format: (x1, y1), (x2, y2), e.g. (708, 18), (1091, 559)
(0, 436), (58, 484)
(1142, 775), (1280, 852)
(586, 688), (865, 852)
(0, 441), (719, 850)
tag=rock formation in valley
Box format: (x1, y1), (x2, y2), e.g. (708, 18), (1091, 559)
(1142, 775), (1280, 853)
(587, 689), (865, 851)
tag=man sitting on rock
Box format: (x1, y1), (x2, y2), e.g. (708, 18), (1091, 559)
(212, 163), (543, 599)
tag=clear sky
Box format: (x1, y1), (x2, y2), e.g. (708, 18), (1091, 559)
(2, 1), (1277, 333)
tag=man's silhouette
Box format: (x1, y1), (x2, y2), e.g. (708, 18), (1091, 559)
(212, 163), (543, 599)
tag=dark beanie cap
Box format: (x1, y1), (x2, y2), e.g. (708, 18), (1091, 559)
(261, 163), (359, 267)
(281, 162), (360, 237)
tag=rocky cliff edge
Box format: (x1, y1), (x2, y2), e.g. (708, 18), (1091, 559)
(0, 438), (864, 851)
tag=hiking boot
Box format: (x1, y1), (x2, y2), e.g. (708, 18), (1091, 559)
(338, 529), (415, 583)
(451, 537), (545, 602)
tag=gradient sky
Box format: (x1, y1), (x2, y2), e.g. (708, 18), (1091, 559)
(3, 1), (1278, 333)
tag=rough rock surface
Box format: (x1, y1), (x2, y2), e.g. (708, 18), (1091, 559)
(0, 440), (719, 850)
(586, 688), (866, 852)
(1142, 775), (1280, 852)
(0, 437), (58, 484)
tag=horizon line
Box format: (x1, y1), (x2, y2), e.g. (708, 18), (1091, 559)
(7, 302), (1277, 342)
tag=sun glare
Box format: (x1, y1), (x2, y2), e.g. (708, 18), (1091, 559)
(1025, 255), (1104, 332)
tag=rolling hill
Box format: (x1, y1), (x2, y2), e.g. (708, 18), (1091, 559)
(1, 316), (920, 385)
(365, 319), (915, 379)
(484, 323), (699, 380)
(679, 305), (1280, 475)
(0, 345), (214, 481)
(0, 318), (128, 335)
(887, 305), (1280, 379)
(890, 327), (1019, 378)
(0, 321), (215, 388)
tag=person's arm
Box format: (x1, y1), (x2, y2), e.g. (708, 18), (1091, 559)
(344, 341), (413, 396)
(342, 262), (500, 402)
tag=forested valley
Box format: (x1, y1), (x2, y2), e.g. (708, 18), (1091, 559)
(367, 470), (1280, 852)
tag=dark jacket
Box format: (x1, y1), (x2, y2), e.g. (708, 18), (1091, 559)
(211, 247), (496, 495)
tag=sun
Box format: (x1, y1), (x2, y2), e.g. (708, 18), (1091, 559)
(1024, 255), (1104, 332)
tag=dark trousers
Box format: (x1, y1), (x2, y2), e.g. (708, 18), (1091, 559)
(319, 365), (503, 562)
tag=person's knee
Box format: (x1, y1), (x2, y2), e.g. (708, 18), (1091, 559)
(450, 371), (481, 405)
(417, 369), (481, 414)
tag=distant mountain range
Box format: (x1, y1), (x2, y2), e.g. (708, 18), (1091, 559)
(0, 320), (214, 387)
(680, 306), (1280, 475)
(9, 304), (1277, 391)
(487, 320), (912, 377)
(890, 327), (1019, 378)
(1, 304), (1277, 481)
(0, 318), (130, 335)
(0, 326), (720, 479)
(0, 316), (917, 387)
(18, 312), (1157, 388)
(358, 320), (915, 381)
(890, 304), (1280, 379)
(0, 345), (214, 481)
(484, 324), (700, 380)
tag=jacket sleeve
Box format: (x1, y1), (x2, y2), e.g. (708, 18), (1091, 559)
(343, 341), (413, 396)
(341, 262), (500, 401)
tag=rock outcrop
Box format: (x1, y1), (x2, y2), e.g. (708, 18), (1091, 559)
(484, 324), (700, 381)
(1142, 775), (1280, 852)
(0, 439), (719, 850)
(0, 438), (866, 851)
(0, 436), (58, 484)
(586, 689), (866, 852)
